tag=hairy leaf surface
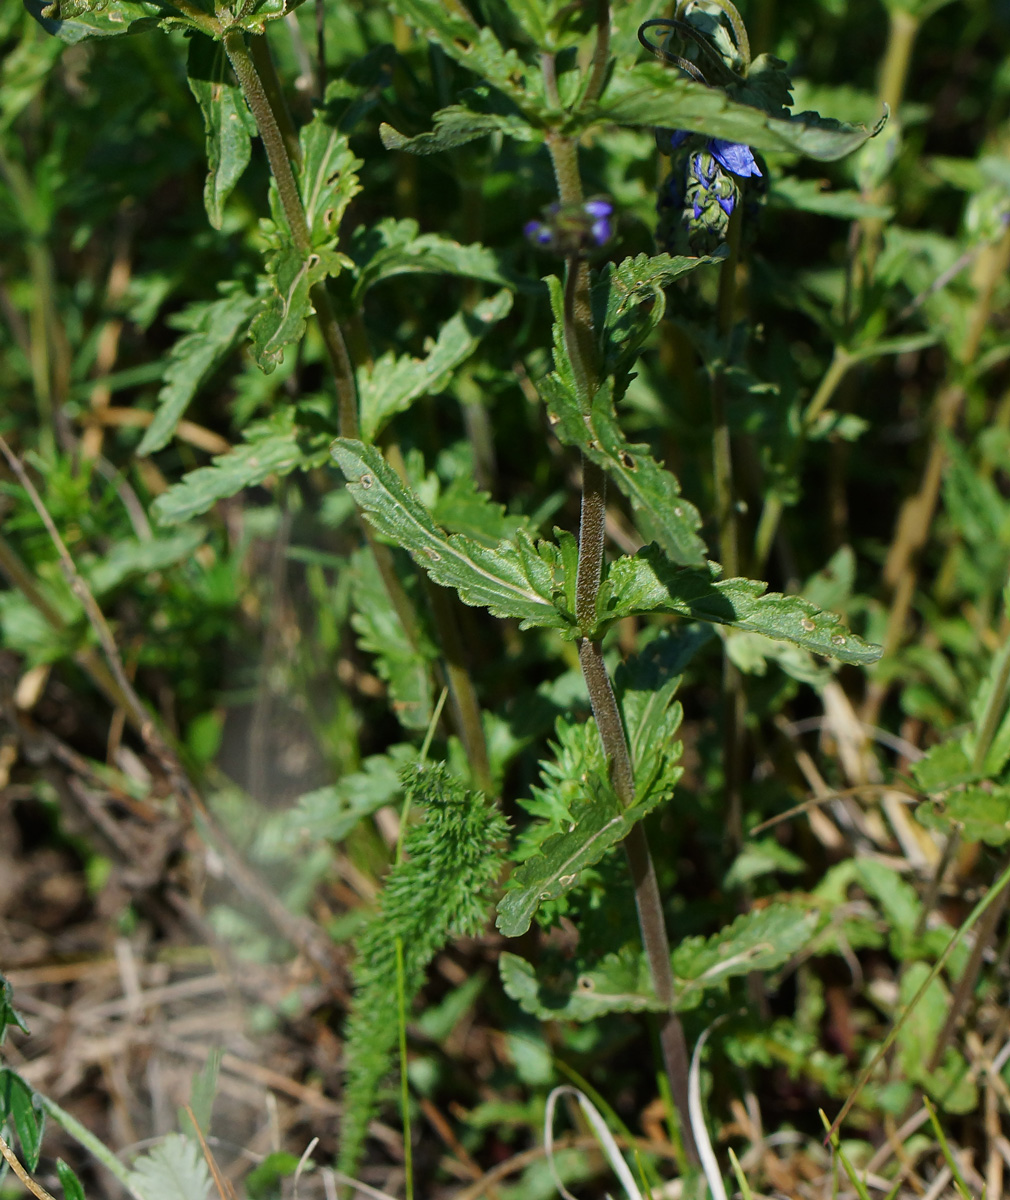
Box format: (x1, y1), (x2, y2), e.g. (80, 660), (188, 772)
(359, 290), (512, 441)
(186, 37), (256, 231)
(332, 440), (572, 631)
(603, 546), (882, 663)
(128, 1134), (212, 1200)
(139, 288), (257, 455)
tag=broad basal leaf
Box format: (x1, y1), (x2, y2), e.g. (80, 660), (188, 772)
(128, 1134), (212, 1200)
(359, 290), (513, 442)
(500, 947), (664, 1022)
(139, 287), (257, 455)
(916, 786), (1010, 847)
(602, 545), (882, 664)
(86, 529), (205, 595)
(496, 775), (665, 937)
(23, 0), (174, 42)
(186, 36), (257, 231)
(540, 374), (707, 567)
(349, 546), (436, 730)
(153, 409), (326, 525)
(332, 440), (572, 632)
(349, 217), (525, 304)
(587, 61), (883, 161)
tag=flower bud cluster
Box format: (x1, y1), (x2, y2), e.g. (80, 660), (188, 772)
(656, 129), (762, 254)
(524, 197), (615, 255)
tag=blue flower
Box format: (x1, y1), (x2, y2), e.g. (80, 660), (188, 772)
(708, 138), (761, 178)
(524, 197), (615, 253)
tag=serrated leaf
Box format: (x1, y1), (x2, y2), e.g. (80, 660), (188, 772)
(769, 176), (893, 220)
(602, 545), (882, 664)
(139, 288), (257, 455)
(186, 36), (256, 231)
(251, 110), (360, 372)
(502, 902), (819, 1020)
(496, 776), (665, 937)
(0, 1069), (43, 1171)
(725, 839), (805, 887)
(23, 0), (172, 42)
(912, 739), (975, 792)
(380, 0), (540, 108)
(542, 375), (707, 566)
(500, 947), (664, 1021)
(153, 410), (322, 525)
(359, 290), (512, 442)
(128, 1134), (212, 1200)
(673, 903), (819, 992)
(588, 61), (882, 161)
(56, 1160), (87, 1200)
(86, 529), (206, 595)
(380, 100), (539, 156)
(916, 786), (1010, 847)
(349, 218), (524, 304)
(431, 474), (527, 548)
(590, 253), (725, 394)
(349, 546), (435, 729)
(616, 626), (709, 801)
(332, 439), (572, 631)
(280, 744), (417, 846)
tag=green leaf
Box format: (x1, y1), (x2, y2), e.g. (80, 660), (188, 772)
(541, 376), (707, 567)
(672, 903), (820, 996)
(331, 440), (572, 632)
(616, 626), (709, 801)
(916, 786), (1010, 847)
(379, 0), (540, 108)
(496, 775), (665, 937)
(186, 36), (256, 231)
(590, 252), (725, 398)
(896, 964), (977, 1115)
(349, 546), (435, 730)
(23, 0), (175, 42)
(912, 739), (975, 792)
(380, 96), (540, 157)
(588, 61), (883, 161)
(725, 839), (805, 887)
(500, 947), (664, 1022)
(0, 1069), (44, 1171)
(359, 290), (513, 442)
(602, 545), (882, 664)
(0, 974), (28, 1044)
(56, 1160), (87, 1200)
(127, 1134), (212, 1200)
(768, 176), (893, 220)
(86, 529), (206, 595)
(502, 902), (819, 1020)
(279, 745), (417, 846)
(139, 288), (257, 456)
(244, 1152), (303, 1200)
(349, 218), (524, 304)
(153, 410), (323, 525)
(250, 109), (360, 372)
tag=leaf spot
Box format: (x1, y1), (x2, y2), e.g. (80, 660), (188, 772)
(576, 975), (595, 992)
(424, 547), (442, 561)
(831, 634), (846, 646)
(619, 451), (635, 469)
(559, 873), (577, 887)
(800, 617), (816, 632)
(359, 473), (374, 489)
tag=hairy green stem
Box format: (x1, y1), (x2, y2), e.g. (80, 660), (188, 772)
(249, 32), (302, 166)
(224, 29), (358, 436)
(542, 51), (699, 1165)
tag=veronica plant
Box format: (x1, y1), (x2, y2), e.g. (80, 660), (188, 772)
(19, 0), (886, 1185)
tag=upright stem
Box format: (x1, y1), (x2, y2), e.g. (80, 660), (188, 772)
(543, 51), (699, 1164)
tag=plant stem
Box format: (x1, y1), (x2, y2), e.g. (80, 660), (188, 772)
(223, 29), (359, 437)
(542, 52), (699, 1165)
(37, 1095), (142, 1199)
(249, 32), (302, 166)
